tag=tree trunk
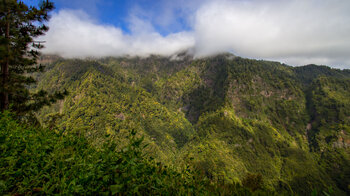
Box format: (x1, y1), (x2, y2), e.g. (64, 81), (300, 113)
(1, 14), (10, 111)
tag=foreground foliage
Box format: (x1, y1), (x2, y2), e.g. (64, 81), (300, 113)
(0, 111), (197, 195)
(1, 111), (275, 195)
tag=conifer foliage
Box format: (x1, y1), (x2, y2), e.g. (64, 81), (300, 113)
(0, 0), (64, 114)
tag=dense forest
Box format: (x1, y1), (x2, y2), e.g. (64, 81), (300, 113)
(3, 54), (349, 195)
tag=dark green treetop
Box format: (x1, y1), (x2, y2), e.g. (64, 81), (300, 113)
(0, 0), (65, 115)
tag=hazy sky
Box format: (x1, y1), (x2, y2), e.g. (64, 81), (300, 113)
(23, 0), (350, 68)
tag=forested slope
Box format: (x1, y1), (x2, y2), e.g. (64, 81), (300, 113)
(34, 54), (350, 195)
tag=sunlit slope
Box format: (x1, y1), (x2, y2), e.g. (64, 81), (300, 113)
(35, 55), (350, 195)
(37, 59), (195, 162)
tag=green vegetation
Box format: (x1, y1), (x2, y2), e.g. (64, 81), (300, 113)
(0, 111), (204, 195)
(1, 111), (277, 195)
(0, 0), (65, 115)
(2, 1), (348, 195)
(1, 54), (349, 195)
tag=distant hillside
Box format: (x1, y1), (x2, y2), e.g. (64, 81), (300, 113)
(34, 54), (350, 195)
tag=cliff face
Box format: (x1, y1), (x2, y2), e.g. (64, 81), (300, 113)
(35, 54), (350, 195)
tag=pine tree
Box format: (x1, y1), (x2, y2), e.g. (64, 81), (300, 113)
(0, 0), (65, 115)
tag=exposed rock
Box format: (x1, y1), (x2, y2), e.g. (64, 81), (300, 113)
(115, 113), (125, 120)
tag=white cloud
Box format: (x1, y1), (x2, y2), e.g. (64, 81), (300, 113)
(42, 0), (350, 68)
(193, 0), (350, 68)
(42, 10), (194, 58)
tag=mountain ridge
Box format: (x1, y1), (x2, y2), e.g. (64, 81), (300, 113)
(34, 54), (350, 195)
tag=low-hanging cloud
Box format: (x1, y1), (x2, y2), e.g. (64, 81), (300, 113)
(42, 0), (350, 68)
(193, 0), (350, 68)
(43, 10), (194, 58)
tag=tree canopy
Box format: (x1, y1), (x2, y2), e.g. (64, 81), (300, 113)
(0, 0), (65, 115)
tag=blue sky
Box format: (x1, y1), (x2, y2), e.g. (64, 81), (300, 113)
(23, 0), (194, 35)
(23, 0), (139, 33)
(22, 0), (350, 68)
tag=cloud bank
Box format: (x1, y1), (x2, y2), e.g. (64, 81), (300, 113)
(43, 10), (194, 58)
(193, 0), (350, 68)
(42, 0), (350, 68)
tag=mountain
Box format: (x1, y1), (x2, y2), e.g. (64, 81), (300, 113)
(34, 54), (350, 195)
